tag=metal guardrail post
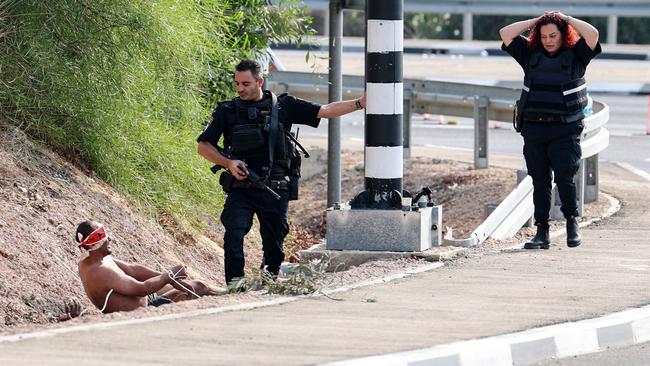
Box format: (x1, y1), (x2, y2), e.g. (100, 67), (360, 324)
(584, 153), (599, 203)
(327, 0), (343, 207)
(517, 169), (533, 227)
(473, 95), (489, 169)
(403, 88), (412, 159)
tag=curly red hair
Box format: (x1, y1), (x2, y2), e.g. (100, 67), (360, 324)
(527, 13), (580, 51)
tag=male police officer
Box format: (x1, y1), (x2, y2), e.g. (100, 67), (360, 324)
(197, 59), (366, 285)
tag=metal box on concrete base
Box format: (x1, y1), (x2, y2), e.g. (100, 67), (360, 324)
(326, 206), (442, 252)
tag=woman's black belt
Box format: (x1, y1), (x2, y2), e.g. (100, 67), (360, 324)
(522, 113), (564, 122)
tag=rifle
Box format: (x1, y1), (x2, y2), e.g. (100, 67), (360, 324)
(211, 159), (281, 200)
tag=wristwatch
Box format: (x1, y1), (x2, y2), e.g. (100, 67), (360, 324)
(354, 99), (363, 110)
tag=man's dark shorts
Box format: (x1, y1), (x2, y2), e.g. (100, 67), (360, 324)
(147, 293), (172, 307)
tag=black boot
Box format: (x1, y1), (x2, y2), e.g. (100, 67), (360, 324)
(524, 223), (550, 249)
(566, 217), (582, 247)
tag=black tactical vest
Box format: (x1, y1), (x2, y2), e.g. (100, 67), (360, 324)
(520, 48), (588, 122)
(224, 92), (294, 177)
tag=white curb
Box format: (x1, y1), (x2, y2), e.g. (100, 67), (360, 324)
(321, 304), (650, 366)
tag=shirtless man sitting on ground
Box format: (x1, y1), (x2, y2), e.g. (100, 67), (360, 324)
(75, 220), (222, 313)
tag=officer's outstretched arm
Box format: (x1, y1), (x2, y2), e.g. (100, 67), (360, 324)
(317, 95), (365, 119)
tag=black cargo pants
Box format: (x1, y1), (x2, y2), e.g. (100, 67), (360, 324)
(220, 188), (289, 284)
(522, 121), (584, 225)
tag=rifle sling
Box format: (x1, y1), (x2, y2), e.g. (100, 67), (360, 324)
(267, 92), (279, 179)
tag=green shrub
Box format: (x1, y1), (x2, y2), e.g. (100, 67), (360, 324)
(0, 0), (312, 228)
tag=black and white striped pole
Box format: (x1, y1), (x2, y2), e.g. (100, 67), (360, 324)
(326, 0), (441, 252)
(350, 0), (404, 209)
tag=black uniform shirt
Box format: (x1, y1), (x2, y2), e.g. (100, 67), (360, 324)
(502, 36), (602, 78)
(197, 93), (321, 174)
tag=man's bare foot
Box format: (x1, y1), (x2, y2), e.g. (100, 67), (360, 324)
(206, 285), (227, 296)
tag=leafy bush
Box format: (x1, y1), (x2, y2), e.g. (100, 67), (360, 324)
(342, 11), (464, 40)
(618, 17), (650, 44)
(227, 258), (331, 296)
(0, 0), (312, 228)
(406, 12), (463, 40)
(206, 0), (314, 106)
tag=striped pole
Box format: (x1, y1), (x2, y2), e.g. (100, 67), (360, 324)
(353, 0), (404, 209)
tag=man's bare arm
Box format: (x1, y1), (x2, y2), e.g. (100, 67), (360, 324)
(96, 266), (171, 297)
(113, 259), (160, 281)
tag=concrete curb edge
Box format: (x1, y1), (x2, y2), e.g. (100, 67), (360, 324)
(321, 304), (650, 366)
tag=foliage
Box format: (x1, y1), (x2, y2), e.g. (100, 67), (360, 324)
(342, 11), (464, 40)
(472, 15), (528, 41)
(618, 17), (650, 44)
(343, 10), (365, 37)
(227, 258), (331, 296)
(0, 1), (312, 229)
(405, 12), (463, 40)
(206, 0), (315, 105)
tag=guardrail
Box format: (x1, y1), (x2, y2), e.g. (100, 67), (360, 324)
(266, 70), (610, 246)
(304, 0), (650, 15)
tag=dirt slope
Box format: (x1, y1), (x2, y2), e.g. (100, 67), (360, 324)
(0, 127), (226, 326)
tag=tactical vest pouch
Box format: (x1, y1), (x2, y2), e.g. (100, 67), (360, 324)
(231, 124), (265, 155)
(219, 171), (234, 193)
(220, 171), (255, 192)
(287, 134), (302, 201)
(288, 176), (299, 201)
(562, 78), (588, 114)
(288, 155), (301, 201)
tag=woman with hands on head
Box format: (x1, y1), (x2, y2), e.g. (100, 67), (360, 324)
(499, 12), (601, 250)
